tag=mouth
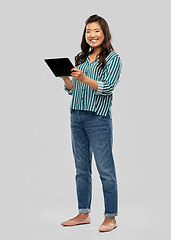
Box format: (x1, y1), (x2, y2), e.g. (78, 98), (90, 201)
(90, 39), (98, 43)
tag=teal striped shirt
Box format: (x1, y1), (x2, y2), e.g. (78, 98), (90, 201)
(64, 50), (122, 117)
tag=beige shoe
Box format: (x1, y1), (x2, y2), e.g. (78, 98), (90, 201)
(61, 215), (91, 226)
(99, 222), (117, 232)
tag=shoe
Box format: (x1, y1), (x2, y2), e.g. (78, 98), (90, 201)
(61, 215), (91, 226)
(99, 222), (117, 232)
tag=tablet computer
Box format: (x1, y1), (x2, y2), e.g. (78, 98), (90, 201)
(44, 58), (74, 77)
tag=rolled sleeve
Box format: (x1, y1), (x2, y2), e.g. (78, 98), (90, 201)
(64, 85), (74, 95)
(64, 77), (75, 95)
(95, 55), (122, 96)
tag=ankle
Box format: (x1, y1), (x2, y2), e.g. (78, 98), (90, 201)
(105, 216), (115, 219)
(79, 213), (89, 216)
(104, 217), (116, 223)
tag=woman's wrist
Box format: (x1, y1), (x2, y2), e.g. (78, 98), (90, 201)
(61, 76), (70, 81)
(62, 77), (73, 90)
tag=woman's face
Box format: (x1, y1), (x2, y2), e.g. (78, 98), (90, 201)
(85, 22), (104, 51)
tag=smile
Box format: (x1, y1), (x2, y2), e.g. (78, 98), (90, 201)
(90, 39), (98, 43)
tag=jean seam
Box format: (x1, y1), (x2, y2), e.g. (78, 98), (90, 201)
(86, 136), (91, 210)
(104, 116), (118, 216)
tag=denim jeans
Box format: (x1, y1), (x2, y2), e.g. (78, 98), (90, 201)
(70, 110), (118, 217)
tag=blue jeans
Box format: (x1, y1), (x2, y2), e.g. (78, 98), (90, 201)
(70, 110), (118, 217)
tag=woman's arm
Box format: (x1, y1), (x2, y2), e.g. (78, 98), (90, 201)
(71, 55), (122, 95)
(82, 76), (98, 91)
(61, 77), (73, 91)
(71, 67), (98, 91)
(95, 56), (122, 95)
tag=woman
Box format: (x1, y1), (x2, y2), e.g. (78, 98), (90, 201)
(61, 14), (122, 232)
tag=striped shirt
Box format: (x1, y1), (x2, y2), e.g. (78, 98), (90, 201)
(64, 50), (122, 117)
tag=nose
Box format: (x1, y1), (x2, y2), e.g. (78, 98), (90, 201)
(90, 31), (95, 38)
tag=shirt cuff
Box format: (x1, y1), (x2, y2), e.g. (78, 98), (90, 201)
(95, 81), (104, 95)
(64, 85), (73, 95)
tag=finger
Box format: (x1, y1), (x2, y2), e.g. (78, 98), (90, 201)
(71, 67), (78, 72)
(71, 73), (77, 78)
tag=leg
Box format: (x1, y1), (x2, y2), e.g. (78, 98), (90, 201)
(61, 110), (92, 226)
(84, 113), (118, 217)
(84, 113), (118, 231)
(71, 110), (92, 213)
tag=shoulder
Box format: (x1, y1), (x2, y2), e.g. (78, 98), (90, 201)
(106, 50), (121, 63)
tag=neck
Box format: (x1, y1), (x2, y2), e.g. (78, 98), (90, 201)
(92, 47), (102, 56)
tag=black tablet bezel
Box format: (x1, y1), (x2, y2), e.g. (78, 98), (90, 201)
(44, 58), (74, 77)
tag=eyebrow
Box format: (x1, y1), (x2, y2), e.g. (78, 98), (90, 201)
(86, 28), (101, 30)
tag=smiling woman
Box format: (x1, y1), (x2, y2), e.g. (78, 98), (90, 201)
(60, 14), (122, 233)
(76, 14), (114, 70)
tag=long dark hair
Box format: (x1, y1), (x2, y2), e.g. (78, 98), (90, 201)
(75, 14), (114, 70)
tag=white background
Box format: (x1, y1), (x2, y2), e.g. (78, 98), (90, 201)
(0, 0), (171, 239)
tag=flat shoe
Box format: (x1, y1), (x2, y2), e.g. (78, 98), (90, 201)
(99, 223), (117, 232)
(61, 215), (91, 226)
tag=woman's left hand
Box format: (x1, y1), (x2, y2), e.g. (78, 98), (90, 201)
(71, 67), (86, 82)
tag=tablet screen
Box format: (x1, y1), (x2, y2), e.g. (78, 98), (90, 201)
(44, 58), (74, 77)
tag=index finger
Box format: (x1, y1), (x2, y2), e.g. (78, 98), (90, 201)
(71, 66), (78, 72)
